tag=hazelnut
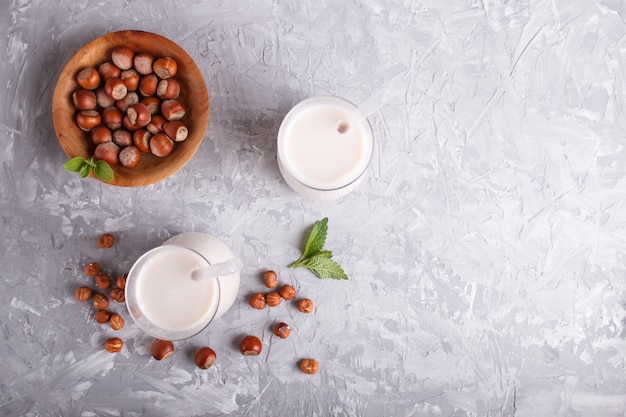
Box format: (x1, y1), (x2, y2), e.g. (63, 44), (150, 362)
(126, 103), (151, 128)
(112, 129), (133, 147)
(110, 313), (124, 330)
(121, 69), (140, 91)
(266, 292), (282, 307)
(76, 67), (100, 90)
(95, 273), (111, 289)
(297, 298), (314, 313)
(146, 114), (166, 134)
(239, 335), (262, 356)
(96, 87), (115, 108)
(84, 262), (100, 276)
(98, 233), (115, 248)
(111, 46), (134, 70)
(93, 293), (109, 311)
(105, 337), (123, 353)
(109, 288), (125, 303)
(72, 89), (97, 110)
(157, 78), (180, 100)
(273, 322), (291, 339)
(263, 270), (278, 288)
(116, 91), (139, 113)
(94, 310), (112, 323)
(98, 62), (121, 81)
(249, 293), (266, 310)
(133, 129), (152, 153)
(149, 133), (174, 157)
(279, 284), (296, 300)
(119, 146), (142, 169)
(75, 286), (92, 302)
(94, 142), (120, 166)
(102, 107), (123, 130)
(133, 53), (155, 75)
(160, 99), (186, 121)
(141, 96), (161, 115)
(75, 110), (101, 132)
(150, 339), (174, 360)
(152, 57), (177, 79)
(116, 273), (127, 290)
(163, 120), (188, 142)
(300, 359), (319, 375)
(138, 74), (158, 97)
(104, 77), (127, 100)
(194, 347), (217, 369)
(91, 125), (113, 145)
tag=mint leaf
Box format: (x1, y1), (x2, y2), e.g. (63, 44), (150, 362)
(309, 250), (332, 259)
(305, 256), (348, 280)
(93, 159), (114, 182)
(302, 217), (328, 259)
(79, 163), (92, 178)
(64, 157), (86, 172)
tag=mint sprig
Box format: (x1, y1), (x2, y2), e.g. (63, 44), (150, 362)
(289, 218), (348, 280)
(64, 156), (114, 182)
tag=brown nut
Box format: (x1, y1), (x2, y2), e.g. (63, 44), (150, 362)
(112, 129), (133, 147)
(96, 87), (115, 108)
(75, 110), (101, 132)
(94, 142), (120, 166)
(273, 322), (291, 339)
(98, 233), (115, 248)
(116, 91), (139, 113)
(126, 103), (151, 128)
(111, 46), (134, 70)
(239, 335), (262, 356)
(75, 286), (92, 302)
(150, 339), (175, 360)
(249, 293), (266, 310)
(160, 99), (186, 121)
(76, 67), (101, 90)
(91, 125), (113, 145)
(98, 62), (121, 81)
(104, 77), (128, 100)
(279, 284), (296, 300)
(141, 96), (161, 115)
(109, 288), (125, 303)
(163, 121), (188, 142)
(152, 57), (177, 79)
(116, 273), (127, 290)
(110, 313), (125, 331)
(157, 78), (180, 100)
(138, 74), (158, 97)
(146, 114), (166, 134)
(300, 359), (319, 374)
(266, 292), (282, 307)
(194, 347), (217, 369)
(149, 133), (174, 157)
(263, 270), (278, 288)
(121, 69), (140, 91)
(93, 293), (109, 311)
(102, 107), (123, 130)
(297, 298), (314, 313)
(119, 145), (142, 169)
(105, 337), (123, 353)
(72, 89), (97, 110)
(84, 262), (100, 276)
(95, 273), (111, 290)
(133, 129), (152, 153)
(133, 53), (155, 75)
(94, 310), (112, 323)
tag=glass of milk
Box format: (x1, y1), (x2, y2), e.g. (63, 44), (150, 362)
(125, 232), (240, 340)
(277, 96), (374, 200)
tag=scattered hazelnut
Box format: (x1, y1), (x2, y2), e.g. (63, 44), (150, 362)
(300, 359), (319, 375)
(95, 273), (111, 289)
(105, 337), (123, 353)
(279, 284), (296, 300)
(249, 293), (266, 310)
(273, 322), (291, 339)
(266, 292), (282, 307)
(297, 298), (314, 313)
(194, 347), (217, 369)
(93, 293), (109, 311)
(109, 288), (125, 303)
(98, 233), (115, 248)
(116, 273), (127, 290)
(84, 262), (100, 276)
(94, 310), (112, 324)
(263, 270), (278, 288)
(110, 313), (124, 330)
(75, 286), (92, 302)
(239, 335), (262, 356)
(150, 339), (174, 360)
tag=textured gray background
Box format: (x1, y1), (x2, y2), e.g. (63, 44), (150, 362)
(2, 0), (626, 416)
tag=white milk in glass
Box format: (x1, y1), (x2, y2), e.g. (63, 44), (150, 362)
(277, 96), (373, 199)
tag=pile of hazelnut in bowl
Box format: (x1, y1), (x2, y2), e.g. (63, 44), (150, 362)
(52, 30), (209, 187)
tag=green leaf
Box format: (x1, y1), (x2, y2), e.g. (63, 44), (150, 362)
(302, 217), (328, 259)
(305, 256), (348, 280)
(79, 163), (92, 178)
(64, 157), (86, 172)
(306, 250), (333, 261)
(93, 159), (114, 182)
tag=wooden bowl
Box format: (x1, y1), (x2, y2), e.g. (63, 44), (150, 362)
(52, 30), (209, 187)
